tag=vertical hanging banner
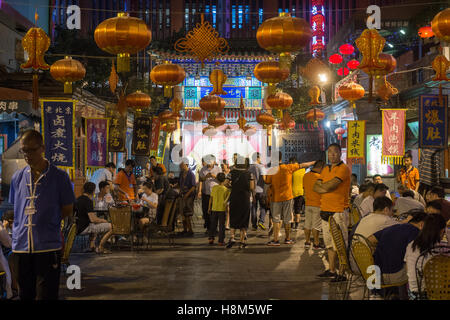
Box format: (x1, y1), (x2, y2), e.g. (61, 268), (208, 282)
(108, 114), (127, 152)
(149, 116), (167, 163)
(132, 116), (152, 156)
(85, 118), (108, 167)
(381, 109), (407, 165)
(41, 99), (75, 169)
(419, 94), (448, 149)
(150, 116), (161, 155)
(346, 120), (366, 165)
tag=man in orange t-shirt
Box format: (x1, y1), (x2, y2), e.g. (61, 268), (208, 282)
(265, 152), (314, 246)
(303, 160), (325, 249)
(148, 156), (167, 179)
(397, 154), (420, 192)
(314, 144), (351, 280)
(114, 159), (138, 201)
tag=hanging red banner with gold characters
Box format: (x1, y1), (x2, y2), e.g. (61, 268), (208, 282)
(381, 109), (407, 165)
(346, 120), (366, 165)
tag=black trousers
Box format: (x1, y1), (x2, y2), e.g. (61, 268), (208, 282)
(251, 193), (267, 228)
(11, 250), (62, 300)
(201, 194), (211, 229)
(208, 211), (226, 243)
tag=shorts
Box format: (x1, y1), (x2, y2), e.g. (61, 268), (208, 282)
(180, 195), (195, 217)
(81, 222), (111, 235)
(321, 210), (349, 250)
(271, 200), (293, 224)
(304, 206), (321, 230)
(293, 196), (305, 215)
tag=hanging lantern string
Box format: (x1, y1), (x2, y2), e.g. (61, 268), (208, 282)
(15, 1), (447, 15)
(44, 53), (437, 79)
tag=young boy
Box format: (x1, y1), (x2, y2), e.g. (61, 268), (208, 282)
(208, 173), (231, 245)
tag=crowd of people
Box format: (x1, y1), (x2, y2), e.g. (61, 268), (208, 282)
(0, 129), (449, 301)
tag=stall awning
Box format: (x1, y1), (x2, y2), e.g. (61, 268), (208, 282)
(0, 87), (40, 117)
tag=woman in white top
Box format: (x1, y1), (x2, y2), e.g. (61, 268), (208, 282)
(404, 214), (446, 300)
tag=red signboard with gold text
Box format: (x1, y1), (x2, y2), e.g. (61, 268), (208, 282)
(382, 109), (407, 165)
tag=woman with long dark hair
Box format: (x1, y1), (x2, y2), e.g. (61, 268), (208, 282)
(404, 214), (446, 300)
(227, 156), (254, 249)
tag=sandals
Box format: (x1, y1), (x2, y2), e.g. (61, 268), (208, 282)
(96, 248), (113, 254)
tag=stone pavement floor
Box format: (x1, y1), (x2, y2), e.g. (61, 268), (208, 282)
(60, 215), (354, 300)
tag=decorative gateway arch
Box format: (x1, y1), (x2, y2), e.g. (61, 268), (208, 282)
(149, 48), (326, 168)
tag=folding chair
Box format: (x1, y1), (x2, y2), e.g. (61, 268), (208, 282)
(351, 206), (362, 226)
(423, 255), (450, 300)
(61, 222), (78, 272)
(109, 206), (134, 250)
(329, 216), (363, 300)
(351, 238), (407, 300)
(147, 198), (179, 248)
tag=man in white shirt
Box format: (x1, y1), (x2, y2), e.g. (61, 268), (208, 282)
(90, 162), (116, 193)
(397, 184), (426, 206)
(355, 196), (399, 239)
(394, 190), (425, 216)
(198, 155), (222, 231)
(353, 183), (375, 210)
(360, 183), (389, 217)
(249, 152), (267, 230)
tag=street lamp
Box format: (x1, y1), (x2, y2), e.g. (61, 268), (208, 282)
(318, 73), (328, 83)
(318, 73), (328, 104)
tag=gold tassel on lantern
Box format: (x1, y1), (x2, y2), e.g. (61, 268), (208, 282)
(164, 86), (172, 98)
(117, 53), (130, 73)
(279, 53), (291, 70)
(32, 73), (39, 110)
(64, 81), (72, 94)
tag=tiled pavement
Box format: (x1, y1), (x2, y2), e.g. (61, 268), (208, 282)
(60, 215), (348, 300)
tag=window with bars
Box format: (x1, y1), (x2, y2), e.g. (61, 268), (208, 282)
(232, 5), (236, 29)
(238, 5), (243, 28)
(159, 2), (163, 30)
(166, 8), (170, 28)
(212, 5), (217, 28)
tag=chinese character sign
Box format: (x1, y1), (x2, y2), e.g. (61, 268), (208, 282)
(86, 118), (108, 167)
(0, 100), (20, 112)
(41, 100), (74, 168)
(108, 114), (126, 152)
(382, 109), (406, 165)
(150, 117), (161, 152)
(132, 116), (151, 156)
(347, 120), (366, 165)
(419, 95), (448, 149)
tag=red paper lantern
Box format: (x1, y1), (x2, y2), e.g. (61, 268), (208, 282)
(329, 54), (343, 64)
(306, 108), (325, 127)
(418, 26), (434, 38)
(335, 127), (346, 140)
(347, 60), (360, 70)
(339, 44), (354, 55)
(337, 67), (349, 76)
(191, 109), (203, 122)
